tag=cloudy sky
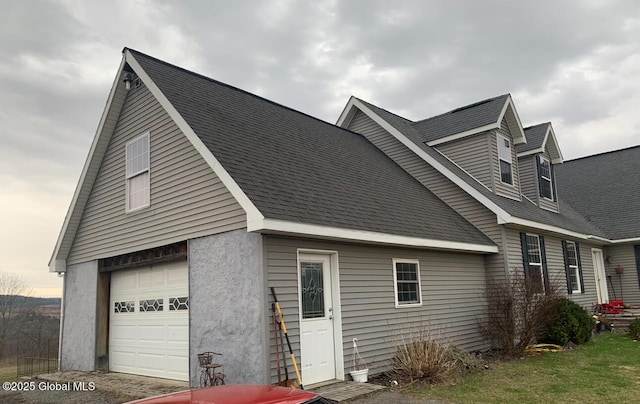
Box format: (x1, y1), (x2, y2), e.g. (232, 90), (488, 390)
(1, 0), (639, 297)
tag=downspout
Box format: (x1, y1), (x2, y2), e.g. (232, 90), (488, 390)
(57, 272), (66, 371)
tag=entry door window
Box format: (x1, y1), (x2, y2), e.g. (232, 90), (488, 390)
(301, 262), (325, 319)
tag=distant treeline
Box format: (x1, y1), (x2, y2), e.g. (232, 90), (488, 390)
(0, 295), (61, 308)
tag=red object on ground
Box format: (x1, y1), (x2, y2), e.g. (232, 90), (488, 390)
(125, 385), (331, 404)
(599, 303), (623, 314)
(610, 299), (625, 308)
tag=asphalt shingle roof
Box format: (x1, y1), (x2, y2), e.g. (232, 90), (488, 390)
(128, 49), (495, 247)
(517, 123), (549, 153)
(410, 94), (510, 143)
(555, 146), (640, 240)
(357, 98), (608, 238)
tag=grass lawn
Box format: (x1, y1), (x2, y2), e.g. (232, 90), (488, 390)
(0, 365), (17, 382)
(409, 333), (640, 404)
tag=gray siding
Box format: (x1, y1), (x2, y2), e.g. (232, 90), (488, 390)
(504, 227), (600, 308)
(492, 118), (522, 200)
(518, 155), (538, 203)
(67, 83), (246, 264)
(434, 132), (493, 189)
(604, 244), (640, 307)
(347, 110), (506, 281)
(265, 236), (489, 382)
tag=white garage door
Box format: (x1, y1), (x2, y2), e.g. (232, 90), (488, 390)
(109, 260), (189, 381)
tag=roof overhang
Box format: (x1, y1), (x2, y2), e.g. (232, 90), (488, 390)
(606, 236), (640, 244)
(427, 96), (527, 146)
(517, 123), (564, 164)
(249, 218), (499, 254)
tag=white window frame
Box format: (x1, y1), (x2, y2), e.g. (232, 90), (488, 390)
(392, 259), (422, 308)
(525, 234), (545, 293)
(565, 241), (582, 293)
(125, 132), (151, 212)
(497, 134), (513, 186)
(538, 155), (554, 200)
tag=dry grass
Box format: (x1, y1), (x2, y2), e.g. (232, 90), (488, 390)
(390, 326), (481, 385)
(0, 365), (17, 382)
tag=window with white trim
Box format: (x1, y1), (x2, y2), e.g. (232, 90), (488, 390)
(497, 134), (513, 185)
(126, 133), (150, 211)
(523, 234), (545, 293)
(563, 241), (582, 294)
(538, 155), (554, 200)
(393, 259), (422, 307)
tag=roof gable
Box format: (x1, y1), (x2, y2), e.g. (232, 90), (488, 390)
(517, 122), (564, 163)
(409, 94), (527, 146)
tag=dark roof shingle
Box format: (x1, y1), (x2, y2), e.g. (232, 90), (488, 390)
(410, 94), (509, 143)
(555, 146), (640, 240)
(129, 49), (494, 247)
(517, 123), (549, 154)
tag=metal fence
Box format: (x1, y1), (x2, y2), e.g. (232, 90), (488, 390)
(17, 338), (58, 377)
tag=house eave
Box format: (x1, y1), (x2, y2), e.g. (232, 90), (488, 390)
(608, 236), (640, 244)
(249, 218), (499, 254)
(502, 216), (611, 243)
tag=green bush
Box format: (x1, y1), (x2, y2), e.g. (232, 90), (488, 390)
(539, 298), (595, 345)
(629, 318), (640, 340)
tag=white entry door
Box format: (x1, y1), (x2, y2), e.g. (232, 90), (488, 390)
(299, 254), (336, 385)
(592, 248), (609, 304)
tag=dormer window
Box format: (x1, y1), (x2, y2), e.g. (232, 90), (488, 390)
(497, 134), (513, 185)
(538, 155), (554, 200)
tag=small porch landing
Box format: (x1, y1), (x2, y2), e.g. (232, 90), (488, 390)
(604, 308), (640, 333)
(309, 380), (386, 402)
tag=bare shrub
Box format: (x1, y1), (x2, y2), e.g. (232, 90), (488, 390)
(390, 325), (481, 384)
(478, 271), (562, 357)
(0, 273), (33, 359)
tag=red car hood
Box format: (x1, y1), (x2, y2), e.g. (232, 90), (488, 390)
(126, 385), (319, 404)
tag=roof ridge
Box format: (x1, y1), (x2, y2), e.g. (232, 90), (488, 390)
(523, 122), (551, 130)
(355, 97), (414, 123)
(413, 93), (510, 125)
(563, 144), (640, 163)
(124, 47), (357, 136)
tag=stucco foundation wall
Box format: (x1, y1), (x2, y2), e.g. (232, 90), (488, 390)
(188, 229), (265, 387)
(60, 260), (98, 371)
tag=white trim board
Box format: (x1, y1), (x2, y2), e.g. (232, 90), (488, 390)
(251, 218), (499, 254)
